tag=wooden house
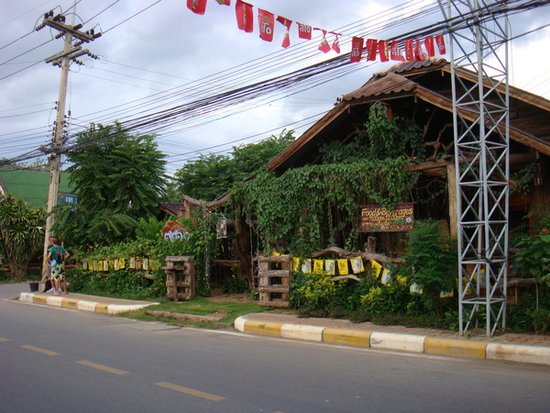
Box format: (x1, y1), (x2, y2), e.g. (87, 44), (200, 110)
(267, 58), (549, 241)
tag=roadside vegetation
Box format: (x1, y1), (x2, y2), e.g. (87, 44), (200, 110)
(1, 115), (548, 334)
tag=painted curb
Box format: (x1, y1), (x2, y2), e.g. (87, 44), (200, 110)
(322, 328), (372, 347)
(241, 319), (284, 337)
(18, 293), (156, 315)
(77, 300), (97, 312)
(424, 337), (486, 359)
(486, 343), (550, 366)
(234, 316), (247, 332)
(370, 331), (425, 353)
(281, 324), (324, 342)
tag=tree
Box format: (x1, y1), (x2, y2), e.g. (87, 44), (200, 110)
(54, 123), (166, 247)
(174, 129), (295, 201)
(0, 193), (45, 279)
(174, 154), (235, 201)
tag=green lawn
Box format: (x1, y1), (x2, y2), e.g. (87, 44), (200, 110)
(118, 296), (277, 329)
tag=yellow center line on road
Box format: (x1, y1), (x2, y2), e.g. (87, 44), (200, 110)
(21, 345), (59, 356)
(77, 360), (129, 376)
(154, 381), (226, 401)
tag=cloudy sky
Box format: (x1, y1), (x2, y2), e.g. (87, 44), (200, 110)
(1, 0), (549, 174)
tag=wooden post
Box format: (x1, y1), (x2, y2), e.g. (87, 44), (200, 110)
(447, 163), (458, 239)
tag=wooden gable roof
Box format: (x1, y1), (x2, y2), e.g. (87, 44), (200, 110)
(268, 58), (550, 173)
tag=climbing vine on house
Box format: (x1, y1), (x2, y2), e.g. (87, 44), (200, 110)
(231, 103), (424, 256)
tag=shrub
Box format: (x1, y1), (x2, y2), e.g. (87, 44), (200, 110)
(401, 220), (456, 312)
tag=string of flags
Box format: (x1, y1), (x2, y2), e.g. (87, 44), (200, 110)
(287, 255), (453, 298)
(81, 258), (160, 272)
(185, 0), (446, 63)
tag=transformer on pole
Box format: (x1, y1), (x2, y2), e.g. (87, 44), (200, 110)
(437, 0), (510, 336)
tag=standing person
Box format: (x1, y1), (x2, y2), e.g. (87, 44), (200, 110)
(47, 236), (69, 295)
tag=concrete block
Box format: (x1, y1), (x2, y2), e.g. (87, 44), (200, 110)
(281, 324), (324, 342)
(370, 331), (425, 353)
(424, 337), (486, 359)
(77, 300), (97, 312)
(323, 328), (371, 347)
(486, 343), (550, 366)
(19, 293), (33, 303)
(46, 296), (63, 307)
(234, 316), (247, 332)
(244, 319), (283, 337)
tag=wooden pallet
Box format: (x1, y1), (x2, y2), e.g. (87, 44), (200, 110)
(257, 256), (291, 307)
(163, 256), (195, 302)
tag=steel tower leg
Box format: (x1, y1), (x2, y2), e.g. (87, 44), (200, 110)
(438, 0), (510, 336)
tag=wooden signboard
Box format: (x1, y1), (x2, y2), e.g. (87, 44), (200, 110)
(360, 202), (414, 232)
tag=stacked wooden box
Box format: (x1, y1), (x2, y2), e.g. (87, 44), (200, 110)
(257, 255), (291, 307)
(163, 256), (195, 302)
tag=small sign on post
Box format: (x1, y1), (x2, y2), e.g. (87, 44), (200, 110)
(360, 202), (414, 232)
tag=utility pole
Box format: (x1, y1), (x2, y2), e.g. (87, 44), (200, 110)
(37, 11), (100, 279)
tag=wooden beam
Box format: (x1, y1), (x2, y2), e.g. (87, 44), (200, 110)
(446, 163), (458, 239)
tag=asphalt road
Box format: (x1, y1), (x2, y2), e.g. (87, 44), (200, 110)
(1, 283), (549, 413)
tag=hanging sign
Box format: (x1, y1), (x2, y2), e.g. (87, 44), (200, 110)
(162, 221), (189, 241)
(360, 202), (414, 232)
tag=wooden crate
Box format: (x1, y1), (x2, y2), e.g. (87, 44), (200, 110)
(257, 256), (291, 307)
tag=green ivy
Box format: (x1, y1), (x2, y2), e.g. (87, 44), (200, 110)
(231, 103), (422, 256)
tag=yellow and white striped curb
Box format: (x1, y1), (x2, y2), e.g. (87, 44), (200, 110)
(19, 293), (155, 315)
(234, 316), (550, 366)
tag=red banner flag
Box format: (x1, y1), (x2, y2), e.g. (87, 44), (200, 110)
(216, 0), (230, 5)
(277, 16), (293, 48)
(258, 9), (274, 42)
(298, 23), (312, 40)
(424, 36), (435, 57)
(187, 0), (207, 15)
(404, 39), (414, 61)
(350, 36), (364, 62)
(235, 0), (253, 33)
(331, 32), (341, 54)
(378, 40), (389, 62)
(414, 39), (427, 61)
(389, 41), (404, 61)
(435, 34), (446, 54)
(316, 29), (330, 53)
(366, 39), (377, 61)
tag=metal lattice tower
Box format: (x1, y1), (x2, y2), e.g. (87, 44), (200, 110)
(437, 0), (510, 336)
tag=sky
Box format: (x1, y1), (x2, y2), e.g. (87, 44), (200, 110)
(1, 0), (549, 175)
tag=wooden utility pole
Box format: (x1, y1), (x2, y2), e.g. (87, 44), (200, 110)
(37, 11), (100, 279)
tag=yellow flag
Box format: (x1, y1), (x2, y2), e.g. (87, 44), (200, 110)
(292, 257), (300, 272)
(371, 260), (383, 277)
(325, 260), (336, 275)
(337, 259), (349, 275)
(351, 256), (364, 274)
(109, 260), (115, 270)
(313, 259), (324, 274)
(440, 289), (454, 298)
(118, 258), (125, 269)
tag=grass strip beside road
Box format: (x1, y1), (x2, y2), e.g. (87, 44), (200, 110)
(117, 296), (276, 329)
